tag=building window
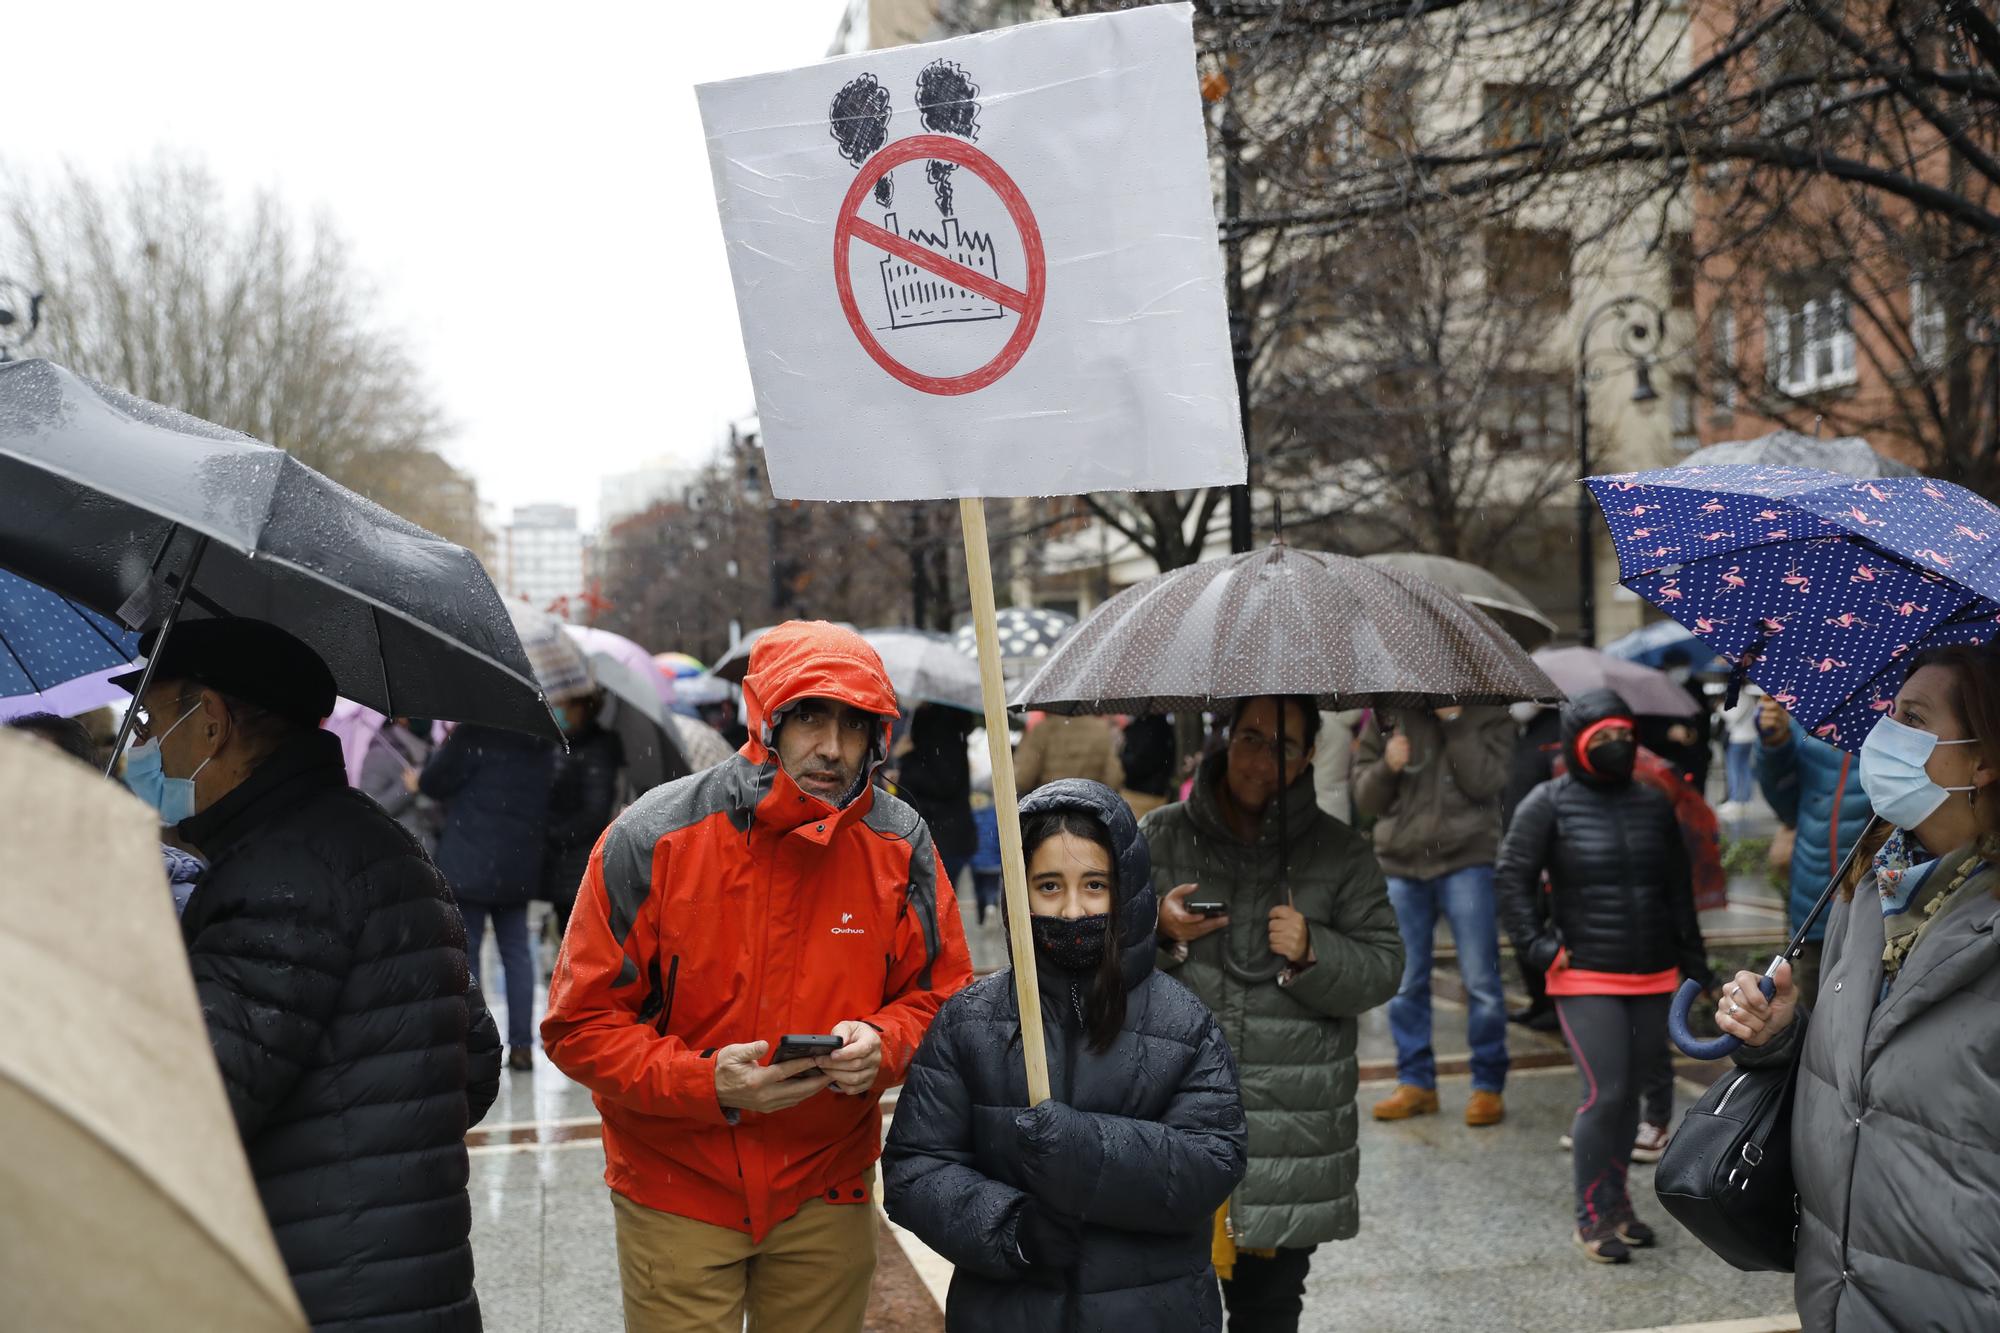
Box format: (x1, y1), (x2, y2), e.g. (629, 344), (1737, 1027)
(1711, 305), (1738, 411)
(1483, 371), (1572, 453)
(1671, 376), (1699, 452)
(1326, 72), (1419, 162)
(1668, 232), (1695, 309)
(1486, 227), (1573, 313)
(1910, 274), (1946, 369)
(1766, 281), (1856, 394)
(1483, 83), (1569, 150)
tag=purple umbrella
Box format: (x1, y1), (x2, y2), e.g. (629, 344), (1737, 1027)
(1530, 647), (1697, 718)
(564, 625), (675, 708)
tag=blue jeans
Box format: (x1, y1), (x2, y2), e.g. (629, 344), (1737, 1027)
(1725, 740), (1757, 806)
(1387, 866), (1510, 1093)
(461, 901), (535, 1049)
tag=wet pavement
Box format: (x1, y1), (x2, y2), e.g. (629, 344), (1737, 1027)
(467, 803), (1803, 1333)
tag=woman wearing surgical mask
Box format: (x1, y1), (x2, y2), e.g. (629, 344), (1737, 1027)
(1496, 689), (1708, 1265)
(1718, 646), (2000, 1330)
(883, 779), (1247, 1331)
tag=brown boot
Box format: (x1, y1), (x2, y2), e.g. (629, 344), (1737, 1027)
(1465, 1090), (1505, 1127)
(1372, 1084), (1440, 1120)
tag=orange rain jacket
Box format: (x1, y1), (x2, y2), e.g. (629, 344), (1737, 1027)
(542, 621), (974, 1240)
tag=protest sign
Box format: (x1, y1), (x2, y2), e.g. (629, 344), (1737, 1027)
(696, 3), (1244, 501)
(698, 4), (1242, 1106)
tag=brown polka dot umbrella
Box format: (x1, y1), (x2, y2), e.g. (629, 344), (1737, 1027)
(1015, 544), (1562, 715)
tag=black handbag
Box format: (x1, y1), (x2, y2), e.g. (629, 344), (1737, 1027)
(1653, 814), (1883, 1273)
(1652, 1051), (1800, 1271)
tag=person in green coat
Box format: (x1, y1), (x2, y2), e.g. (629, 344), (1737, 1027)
(1141, 694), (1404, 1333)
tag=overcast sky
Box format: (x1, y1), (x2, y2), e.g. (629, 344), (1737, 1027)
(5, 0), (851, 530)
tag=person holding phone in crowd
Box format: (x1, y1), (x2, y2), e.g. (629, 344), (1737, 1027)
(543, 622), (974, 1333)
(885, 779), (1247, 1330)
(1141, 695), (1403, 1332)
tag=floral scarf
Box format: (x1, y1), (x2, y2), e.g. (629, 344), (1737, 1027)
(1871, 829), (1941, 917)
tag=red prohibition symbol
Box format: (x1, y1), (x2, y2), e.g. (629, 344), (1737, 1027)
(833, 134), (1047, 396)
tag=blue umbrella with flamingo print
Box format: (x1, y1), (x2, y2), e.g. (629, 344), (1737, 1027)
(1585, 461), (2000, 1055)
(1587, 463), (2000, 753)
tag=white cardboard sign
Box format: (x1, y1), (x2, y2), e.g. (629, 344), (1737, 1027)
(696, 3), (1245, 502)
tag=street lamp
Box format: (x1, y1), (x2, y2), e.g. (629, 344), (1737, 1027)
(1575, 293), (1666, 647)
(0, 280), (43, 362)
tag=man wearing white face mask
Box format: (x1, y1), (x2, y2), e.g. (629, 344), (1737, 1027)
(1718, 645), (2000, 1331)
(112, 618), (503, 1331)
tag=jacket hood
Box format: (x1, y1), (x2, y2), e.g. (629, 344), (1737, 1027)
(1562, 688), (1637, 787)
(1017, 778), (1157, 991)
(741, 621), (900, 794)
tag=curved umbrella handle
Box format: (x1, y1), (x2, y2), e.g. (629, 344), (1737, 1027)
(1670, 974), (1774, 1060)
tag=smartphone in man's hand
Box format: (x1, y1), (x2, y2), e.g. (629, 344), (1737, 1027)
(772, 1034), (843, 1065)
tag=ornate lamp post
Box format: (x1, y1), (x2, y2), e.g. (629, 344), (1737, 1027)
(1574, 294), (1666, 647)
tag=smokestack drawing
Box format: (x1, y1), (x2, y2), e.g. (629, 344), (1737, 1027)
(829, 73), (895, 209)
(915, 59), (981, 217)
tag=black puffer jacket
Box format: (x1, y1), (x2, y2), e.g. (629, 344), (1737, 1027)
(895, 705), (977, 864)
(540, 719), (623, 910)
(883, 779), (1247, 1333)
(1495, 690), (1708, 981)
(421, 722), (556, 907)
(179, 730), (502, 1332)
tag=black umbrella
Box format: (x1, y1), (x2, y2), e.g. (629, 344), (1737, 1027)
(586, 652), (693, 797)
(0, 360), (557, 761)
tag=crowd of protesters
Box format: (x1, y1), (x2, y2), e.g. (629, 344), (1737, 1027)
(19, 608), (2000, 1332)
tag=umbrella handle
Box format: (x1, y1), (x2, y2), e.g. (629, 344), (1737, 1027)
(101, 533), (209, 777)
(1669, 974), (1773, 1060)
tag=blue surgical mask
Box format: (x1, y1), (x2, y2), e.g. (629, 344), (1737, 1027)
(122, 739), (166, 809)
(123, 701), (212, 826)
(1858, 715), (1978, 830)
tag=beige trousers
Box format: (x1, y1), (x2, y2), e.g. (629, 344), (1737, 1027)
(610, 1186), (877, 1333)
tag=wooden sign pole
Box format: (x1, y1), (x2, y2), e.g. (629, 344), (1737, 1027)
(958, 496), (1052, 1106)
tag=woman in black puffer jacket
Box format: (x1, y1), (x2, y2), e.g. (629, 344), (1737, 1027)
(884, 778), (1247, 1332)
(1496, 688), (1709, 1264)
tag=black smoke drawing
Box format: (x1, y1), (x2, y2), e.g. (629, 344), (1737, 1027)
(915, 59), (981, 217)
(827, 60), (1003, 334)
(829, 73), (895, 208)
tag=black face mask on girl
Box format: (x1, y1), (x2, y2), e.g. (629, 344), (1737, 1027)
(1031, 913), (1111, 973)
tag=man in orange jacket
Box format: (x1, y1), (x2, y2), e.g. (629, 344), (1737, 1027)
(543, 621), (974, 1332)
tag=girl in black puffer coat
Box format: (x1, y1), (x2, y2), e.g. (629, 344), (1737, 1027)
(884, 778), (1247, 1332)
(1496, 688), (1709, 1264)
